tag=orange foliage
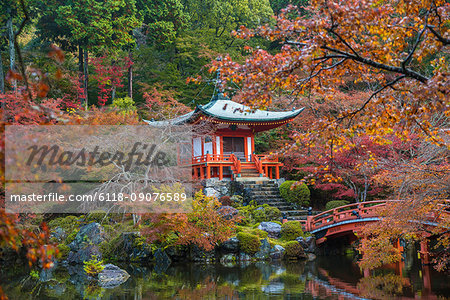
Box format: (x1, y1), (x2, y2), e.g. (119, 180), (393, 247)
(140, 191), (239, 251)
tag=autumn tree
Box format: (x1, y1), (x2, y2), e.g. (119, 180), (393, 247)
(214, 0), (449, 269)
(34, 0), (141, 107)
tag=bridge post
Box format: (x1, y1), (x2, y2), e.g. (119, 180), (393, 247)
(419, 240), (430, 265)
(306, 216), (314, 232)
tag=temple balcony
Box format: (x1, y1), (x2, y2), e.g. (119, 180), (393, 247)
(179, 153), (282, 180)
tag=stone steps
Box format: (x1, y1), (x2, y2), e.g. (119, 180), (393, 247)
(240, 180), (312, 222)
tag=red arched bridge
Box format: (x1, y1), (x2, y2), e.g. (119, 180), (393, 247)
(302, 200), (450, 246)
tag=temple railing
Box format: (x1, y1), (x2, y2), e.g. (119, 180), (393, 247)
(180, 153), (281, 166)
(256, 154), (281, 164)
(251, 153), (263, 175)
(230, 153), (241, 175)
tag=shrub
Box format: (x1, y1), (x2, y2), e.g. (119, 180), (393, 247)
(219, 196), (232, 206)
(325, 200), (350, 211)
(85, 210), (107, 224)
(281, 221), (304, 241)
(57, 244), (71, 259)
(230, 195), (244, 208)
(48, 215), (79, 233)
(98, 234), (122, 262)
(279, 181), (310, 207)
(66, 228), (80, 244)
(83, 256), (104, 277)
(111, 97), (136, 112)
(249, 228), (269, 239)
(237, 232), (261, 254)
(238, 204), (282, 225)
(283, 241), (305, 260)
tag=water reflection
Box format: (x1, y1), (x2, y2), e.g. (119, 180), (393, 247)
(2, 256), (449, 299)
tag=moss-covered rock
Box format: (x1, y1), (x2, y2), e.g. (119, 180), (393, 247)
(85, 210), (107, 224)
(48, 215), (80, 233)
(57, 243), (70, 259)
(283, 241), (306, 260)
(281, 221), (304, 241)
(237, 232), (261, 254)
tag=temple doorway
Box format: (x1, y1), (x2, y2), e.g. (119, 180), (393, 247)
(223, 137), (245, 160)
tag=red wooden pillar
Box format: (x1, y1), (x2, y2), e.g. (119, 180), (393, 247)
(275, 166), (280, 179)
(199, 166), (204, 179)
(206, 165), (211, 179)
(269, 167), (273, 179)
(219, 165), (223, 180)
(193, 167), (197, 180)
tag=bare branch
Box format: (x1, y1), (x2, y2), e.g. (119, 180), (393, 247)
(402, 26), (427, 70)
(340, 75), (406, 121)
(427, 25), (450, 45)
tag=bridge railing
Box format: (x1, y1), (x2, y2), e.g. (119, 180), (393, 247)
(306, 200), (395, 232)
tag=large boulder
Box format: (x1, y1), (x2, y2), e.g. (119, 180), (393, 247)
(254, 238), (271, 260)
(190, 245), (215, 263)
(98, 264), (130, 288)
(217, 206), (239, 220)
(296, 236), (309, 249)
(67, 223), (104, 264)
(269, 245), (285, 260)
(202, 179), (231, 198)
(50, 227), (66, 242)
(258, 222), (282, 238)
(220, 237), (240, 253)
(305, 236), (317, 253)
(165, 245), (189, 262)
(121, 232), (152, 261)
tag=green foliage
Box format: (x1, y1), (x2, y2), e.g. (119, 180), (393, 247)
(48, 215), (79, 233)
(279, 181), (311, 207)
(57, 243), (71, 259)
(283, 241), (305, 260)
(230, 195), (244, 208)
(238, 203), (281, 225)
(237, 232), (261, 254)
(325, 200), (350, 211)
(83, 256), (104, 277)
(30, 270), (40, 280)
(137, 0), (189, 46)
(98, 234), (122, 262)
(85, 210), (107, 224)
(66, 228), (80, 244)
(236, 226), (269, 239)
(111, 97), (136, 113)
(281, 221), (304, 241)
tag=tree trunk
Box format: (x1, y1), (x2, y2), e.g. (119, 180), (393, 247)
(83, 49), (89, 110)
(7, 13), (16, 91)
(111, 86), (116, 102)
(0, 51), (4, 94)
(78, 45), (84, 107)
(127, 51), (133, 99)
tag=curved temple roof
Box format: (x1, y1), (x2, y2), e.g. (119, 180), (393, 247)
(144, 93), (304, 126)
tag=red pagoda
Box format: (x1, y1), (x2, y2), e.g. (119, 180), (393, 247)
(146, 93), (303, 181)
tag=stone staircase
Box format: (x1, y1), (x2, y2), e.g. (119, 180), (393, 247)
(240, 179), (309, 221)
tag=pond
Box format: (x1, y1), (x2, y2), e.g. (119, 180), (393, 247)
(2, 255), (449, 299)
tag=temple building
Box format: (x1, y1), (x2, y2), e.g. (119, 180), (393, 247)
(145, 93), (303, 181)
